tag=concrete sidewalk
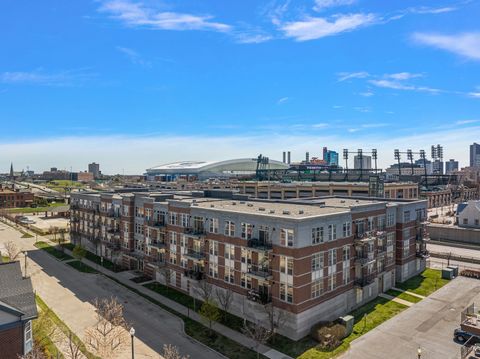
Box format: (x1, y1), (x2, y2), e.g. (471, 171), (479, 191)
(60, 246), (292, 359)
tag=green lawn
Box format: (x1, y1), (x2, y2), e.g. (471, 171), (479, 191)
(298, 297), (407, 359)
(8, 202), (66, 213)
(66, 260), (98, 273)
(386, 289), (422, 303)
(34, 241), (73, 261)
(144, 282), (245, 331)
(21, 232), (34, 238)
(35, 295), (97, 359)
(395, 268), (449, 296)
(63, 243), (122, 272)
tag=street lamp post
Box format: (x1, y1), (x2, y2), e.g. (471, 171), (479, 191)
(417, 347), (422, 359)
(24, 251), (28, 278)
(129, 327), (135, 359)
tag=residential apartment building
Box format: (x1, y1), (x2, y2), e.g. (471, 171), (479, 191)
(70, 190), (428, 339)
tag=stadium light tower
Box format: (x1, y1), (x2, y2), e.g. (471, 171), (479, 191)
(394, 149), (401, 177)
(343, 149), (349, 171)
(407, 149), (414, 175)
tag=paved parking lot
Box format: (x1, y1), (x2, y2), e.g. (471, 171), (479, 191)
(23, 213), (69, 231)
(341, 276), (480, 359)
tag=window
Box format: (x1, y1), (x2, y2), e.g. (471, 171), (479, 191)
(280, 283), (293, 303)
(328, 274), (336, 291)
(224, 244), (235, 260)
(342, 268), (350, 285)
(404, 211), (411, 222)
(180, 256), (188, 268)
(403, 228), (411, 239)
(209, 218), (219, 233)
(328, 224), (337, 241)
(356, 220), (365, 236)
(169, 212), (178, 226)
(170, 231), (177, 245)
(241, 272), (246, 288)
(181, 213), (189, 227)
(476, 219), (479, 226)
(403, 239), (410, 257)
(311, 227), (324, 244)
(387, 232), (395, 248)
(387, 212), (395, 227)
(311, 279), (323, 298)
(342, 246), (350, 261)
(169, 254), (177, 265)
(280, 256), (293, 275)
(328, 249), (337, 266)
(281, 229), (294, 247)
(24, 320), (32, 354)
(241, 222), (253, 239)
(241, 248), (252, 264)
(378, 216), (386, 230)
(224, 267), (234, 283)
(342, 222), (351, 238)
(463, 218), (469, 225)
(311, 252), (324, 271)
(209, 263), (219, 278)
(224, 221), (235, 237)
(209, 241), (219, 256)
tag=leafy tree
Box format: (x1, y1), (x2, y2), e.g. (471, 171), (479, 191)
(72, 245), (86, 266)
(199, 299), (220, 336)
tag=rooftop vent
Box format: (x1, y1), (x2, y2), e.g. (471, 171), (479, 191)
(299, 210), (304, 214)
(283, 210), (291, 215)
(247, 203), (254, 207)
(232, 202), (237, 205)
(210, 204), (215, 208)
(192, 203), (198, 206)
(259, 207), (266, 211)
(240, 201), (246, 204)
(340, 200), (346, 203)
(269, 209), (275, 214)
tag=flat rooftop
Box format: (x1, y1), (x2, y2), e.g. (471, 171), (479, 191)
(195, 199), (349, 219)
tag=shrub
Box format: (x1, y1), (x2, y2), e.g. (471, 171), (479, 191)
(310, 322), (346, 350)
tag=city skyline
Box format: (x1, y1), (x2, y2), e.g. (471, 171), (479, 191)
(1, 0), (480, 173)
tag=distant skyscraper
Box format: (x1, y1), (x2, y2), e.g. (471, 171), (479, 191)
(471, 143), (480, 168)
(354, 155), (372, 170)
(88, 162), (100, 178)
(322, 147), (339, 166)
(445, 159), (459, 174)
(9, 163), (13, 179)
(432, 159), (444, 174)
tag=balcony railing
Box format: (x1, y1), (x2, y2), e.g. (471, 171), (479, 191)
(355, 252), (375, 265)
(148, 240), (166, 249)
(184, 269), (204, 280)
(416, 249), (429, 258)
(246, 289), (272, 304)
(185, 249), (206, 261)
(354, 273), (376, 287)
(247, 265), (272, 279)
(247, 239), (273, 251)
(184, 227), (206, 236)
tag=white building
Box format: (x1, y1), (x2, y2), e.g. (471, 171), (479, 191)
(457, 200), (480, 228)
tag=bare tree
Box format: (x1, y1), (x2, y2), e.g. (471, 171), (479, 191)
(162, 344), (190, 359)
(242, 320), (272, 359)
(4, 241), (21, 261)
(85, 297), (129, 359)
(215, 287), (233, 321)
(194, 280), (213, 302)
(264, 302), (286, 344)
(56, 229), (67, 252)
(64, 330), (82, 359)
(159, 267), (171, 293)
(17, 346), (46, 359)
(49, 226), (59, 241)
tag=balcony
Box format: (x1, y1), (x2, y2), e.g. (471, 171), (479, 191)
(148, 240), (166, 249)
(184, 227), (206, 237)
(355, 252), (375, 265)
(416, 249), (430, 258)
(246, 289), (272, 304)
(71, 204), (80, 210)
(185, 249), (206, 261)
(354, 230), (378, 242)
(145, 219), (166, 228)
(247, 239), (273, 251)
(247, 265), (272, 280)
(184, 269), (204, 280)
(354, 273), (376, 287)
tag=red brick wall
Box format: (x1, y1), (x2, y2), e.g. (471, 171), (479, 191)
(0, 324), (23, 359)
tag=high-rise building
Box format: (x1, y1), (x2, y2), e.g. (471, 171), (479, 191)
(445, 159), (459, 174)
(471, 143), (480, 168)
(88, 162), (100, 178)
(322, 147), (339, 166)
(432, 160), (444, 175)
(353, 155), (372, 170)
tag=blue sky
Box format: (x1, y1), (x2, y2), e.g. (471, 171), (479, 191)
(1, 0), (480, 174)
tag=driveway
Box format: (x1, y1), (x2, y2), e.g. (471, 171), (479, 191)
(0, 221), (223, 359)
(340, 276), (480, 359)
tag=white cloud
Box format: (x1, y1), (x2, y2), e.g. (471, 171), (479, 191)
(116, 46), (151, 67)
(337, 71), (370, 82)
(412, 32), (480, 61)
(385, 72), (423, 80)
(469, 92), (480, 98)
(280, 13), (377, 41)
(359, 91), (374, 97)
(354, 106), (371, 113)
(99, 0), (231, 32)
(312, 123), (328, 128)
(456, 119), (480, 125)
(1, 69), (93, 86)
(235, 33), (273, 44)
(313, 0), (356, 12)
(409, 6), (456, 14)
(369, 79), (441, 94)
(277, 97), (289, 104)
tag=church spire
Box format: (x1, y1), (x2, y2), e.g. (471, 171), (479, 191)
(10, 162), (13, 179)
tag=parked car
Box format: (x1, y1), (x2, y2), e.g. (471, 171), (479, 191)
(454, 328), (480, 344)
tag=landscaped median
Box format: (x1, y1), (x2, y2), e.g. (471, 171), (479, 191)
(63, 243), (122, 272)
(34, 241), (73, 261)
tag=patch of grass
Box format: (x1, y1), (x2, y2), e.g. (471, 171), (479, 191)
(386, 289), (422, 303)
(110, 277), (263, 358)
(298, 297), (407, 359)
(131, 275), (152, 283)
(66, 260), (98, 273)
(8, 202), (66, 213)
(35, 241), (73, 261)
(395, 268), (449, 296)
(2, 256), (10, 262)
(83, 250), (122, 272)
(22, 232), (34, 238)
(144, 282), (245, 331)
(36, 295), (97, 359)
